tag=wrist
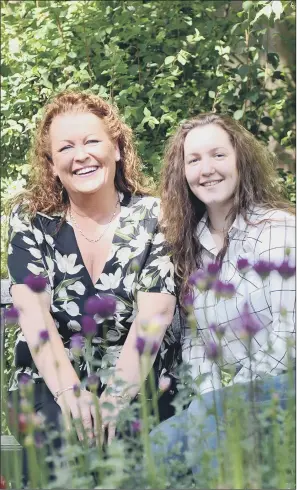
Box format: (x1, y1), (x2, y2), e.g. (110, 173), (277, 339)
(54, 383), (82, 402)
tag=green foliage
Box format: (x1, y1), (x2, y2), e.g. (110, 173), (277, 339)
(1, 0), (295, 189)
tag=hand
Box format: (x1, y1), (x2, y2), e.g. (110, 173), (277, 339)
(99, 393), (126, 446)
(56, 389), (101, 442)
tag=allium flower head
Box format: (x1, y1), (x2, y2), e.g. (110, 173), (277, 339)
(85, 295), (116, 318)
(184, 291), (194, 310)
(150, 341), (159, 355)
(237, 258), (250, 273)
(81, 315), (97, 337)
(73, 383), (81, 398)
(39, 329), (49, 344)
(87, 373), (99, 391)
(212, 280), (235, 299)
(209, 323), (226, 339)
(189, 270), (209, 291)
(205, 341), (221, 361)
(277, 260), (296, 280)
(4, 306), (19, 324)
(131, 420), (142, 433)
(135, 336), (146, 355)
(253, 260), (275, 279)
(70, 334), (84, 354)
(24, 274), (47, 293)
(239, 302), (262, 338)
(34, 430), (44, 448)
(207, 262), (221, 277)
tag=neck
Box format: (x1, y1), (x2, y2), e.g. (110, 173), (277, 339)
(207, 203), (232, 234)
(68, 186), (119, 221)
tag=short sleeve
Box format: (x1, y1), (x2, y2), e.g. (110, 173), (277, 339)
(136, 227), (176, 296)
(7, 205), (50, 294)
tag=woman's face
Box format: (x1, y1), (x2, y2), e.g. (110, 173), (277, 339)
(49, 112), (120, 197)
(184, 123), (238, 212)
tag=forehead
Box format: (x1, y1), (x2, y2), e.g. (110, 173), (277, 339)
(184, 123), (232, 154)
(49, 111), (107, 140)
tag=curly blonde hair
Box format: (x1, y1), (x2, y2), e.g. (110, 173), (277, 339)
(10, 91), (150, 216)
(160, 112), (294, 308)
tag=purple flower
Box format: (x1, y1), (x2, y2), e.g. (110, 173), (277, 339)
(19, 374), (32, 385)
(136, 336), (146, 355)
(212, 280), (235, 299)
(184, 291), (194, 309)
(207, 262), (221, 277)
(277, 260), (296, 280)
(150, 341), (159, 355)
(237, 258), (250, 272)
(253, 260), (275, 279)
(70, 334), (84, 354)
(81, 315), (97, 337)
(239, 302), (262, 338)
(205, 341), (221, 361)
(34, 431), (44, 448)
(24, 274), (47, 293)
(85, 295), (116, 318)
(131, 420), (142, 433)
(189, 270), (207, 289)
(87, 373), (99, 391)
(4, 306), (19, 324)
(73, 383), (81, 398)
(39, 329), (49, 344)
(209, 323), (226, 339)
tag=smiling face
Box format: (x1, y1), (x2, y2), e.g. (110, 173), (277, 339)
(49, 112), (120, 198)
(184, 123), (238, 213)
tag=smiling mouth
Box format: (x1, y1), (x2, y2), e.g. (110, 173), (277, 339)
(200, 180), (223, 187)
(73, 166), (99, 176)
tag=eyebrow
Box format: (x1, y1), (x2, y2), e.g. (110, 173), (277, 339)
(186, 147), (228, 156)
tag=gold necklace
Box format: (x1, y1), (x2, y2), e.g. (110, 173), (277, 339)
(69, 194), (120, 243)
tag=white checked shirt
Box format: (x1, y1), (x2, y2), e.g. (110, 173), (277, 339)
(182, 206), (296, 394)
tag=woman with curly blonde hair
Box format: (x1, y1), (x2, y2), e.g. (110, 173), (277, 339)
(150, 113), (295, 480)
(7, 91), (180, 485)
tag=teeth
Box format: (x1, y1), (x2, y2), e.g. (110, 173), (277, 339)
(75, 166), (98, 175)
(203, 180), (222, 187)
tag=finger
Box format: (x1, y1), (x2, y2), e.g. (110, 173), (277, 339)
(81, 409), (94, 440)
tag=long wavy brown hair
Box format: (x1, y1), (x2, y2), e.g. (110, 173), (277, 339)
(160, 112), (294, 307)
(9, 90), (150, 216)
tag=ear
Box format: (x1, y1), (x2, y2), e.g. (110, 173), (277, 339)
(115, 143), (121, 162)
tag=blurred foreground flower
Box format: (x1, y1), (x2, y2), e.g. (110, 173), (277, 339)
(87, 373), (99, 391)
(70, 334), (84, 355)
(212, 280), (235, 299)
(277, 260), (295, 279)
(131, 420), (142, 433)
(205, 340), (221, 361)
(0, 475), (6, 489)
(189, 270), (209, 291)
(207, 262), (221, 278)
(141, 314), (166, 335)
(73, 383), (81, 398)
(239, 302), (262, 338)
(253, 260), (275, 279)
(39, 329), (49, 344)
(237, 258), (250, 273)
(24, 274), (48, 293)
(4, 306), (19, 324)
(209, 322), (226, 339)
(85, 295), (116, 318)
(81, 315), (97, 337)
(135, 336), (159, 356)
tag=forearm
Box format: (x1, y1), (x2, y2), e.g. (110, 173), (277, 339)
(16, 299), (80, 395)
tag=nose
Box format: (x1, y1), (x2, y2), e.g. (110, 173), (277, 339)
(200, 156), (214, 176)
(73, 145), (88, 162)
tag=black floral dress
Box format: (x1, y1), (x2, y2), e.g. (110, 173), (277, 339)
(7, 193), (181, 417)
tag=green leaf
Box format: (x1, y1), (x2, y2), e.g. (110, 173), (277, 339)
(177, 53), (187, 65)
(242, 1), (253, 12)
(143, 107), (151, 117)
(208, 91), (216, 99)
(233, 109), (244, 120)
(271, 0), (284, 20)
(164, 56), (175, 65)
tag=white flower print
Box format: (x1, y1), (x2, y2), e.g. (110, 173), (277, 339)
(116, 247), (131, 267)
(27, 263), (44, 275)
(149, 255), (174, 278)
(130, 226), (151, 251)
(68, 281), (86, 295)
(23, 236), (35, 246)
(28, 247), (42, 259)
(165, 276), (175, 293)
(96, 267), (122, 291)
(8, 244), (12, 255)
(58, 288), (67, 299)
(62, 301), (80, 317)
(45, 234), (54, 247)
(55, 251), (84, 275)
(33, 227), (44, 245)
(153, 232), (165, 245)
(119, 224), (134, 236)
(10, 214), (28, 233)
(123, 272), (136, 294)
(67, 320), (82, 332)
